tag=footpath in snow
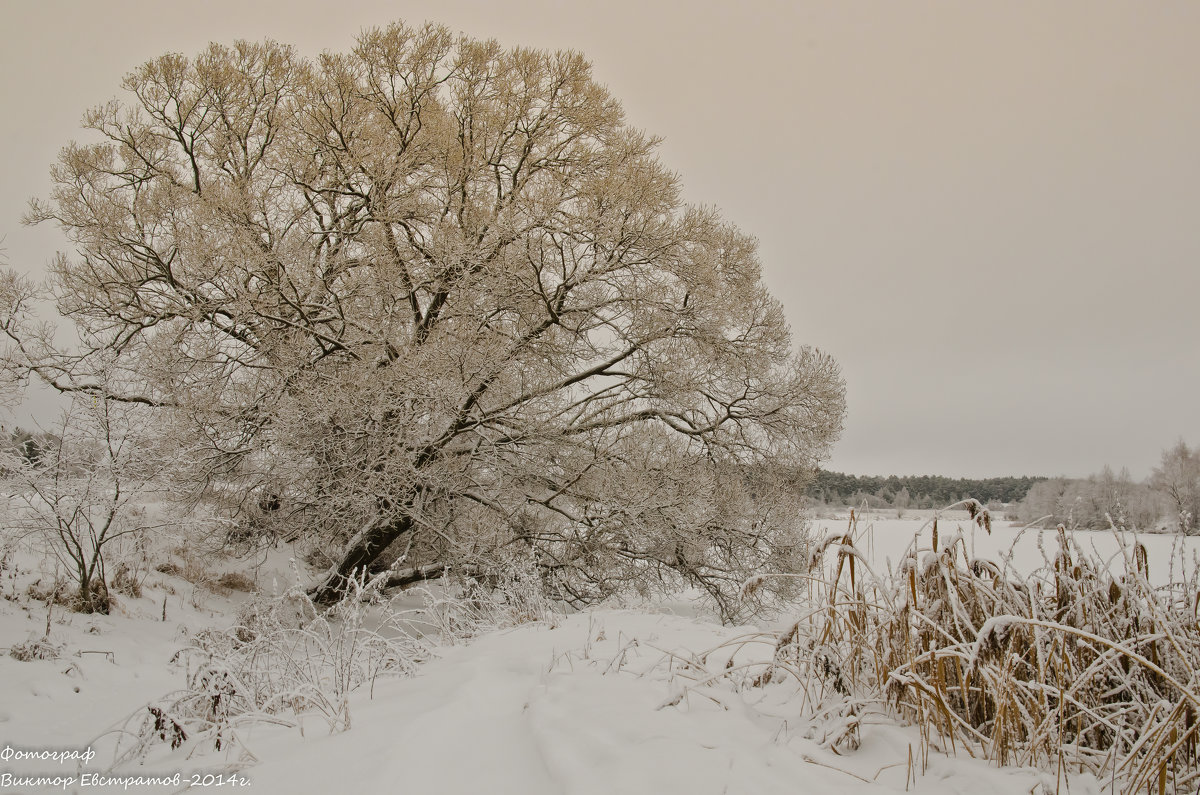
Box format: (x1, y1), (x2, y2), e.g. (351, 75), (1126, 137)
(234, 610), (1070, 795)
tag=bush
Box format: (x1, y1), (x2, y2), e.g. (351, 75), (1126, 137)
(107, 563), (558, 764)
(26, 578), (74, 607)
(111, 562), (143, 599)
(1018, 469), (1166, 530)
(154, 549), (219, 590)
(111, 574), (425, 762)
(25, 576), (109, 612)
(74, 581), (112, 614)
(154, 561), (182, 577)
(9, 636), (62, 661)
(214, 572), (255, 593)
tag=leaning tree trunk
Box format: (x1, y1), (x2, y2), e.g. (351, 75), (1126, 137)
(307, 515), (415, 604)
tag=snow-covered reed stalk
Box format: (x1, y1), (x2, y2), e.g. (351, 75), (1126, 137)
(752, 503), (1200, 790)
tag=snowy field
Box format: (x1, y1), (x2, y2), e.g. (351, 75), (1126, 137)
(3, 516), (1186, 793)
(815, 514), (1200, 588)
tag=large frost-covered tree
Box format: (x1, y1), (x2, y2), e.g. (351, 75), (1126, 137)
(9, 23), (844, 611)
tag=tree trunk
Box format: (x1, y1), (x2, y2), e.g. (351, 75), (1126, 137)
(308, 515), (415, 604)
(384, 562), (449, 590)
(77, 574), (109, 614)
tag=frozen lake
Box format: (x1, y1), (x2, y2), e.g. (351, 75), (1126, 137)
(810, 514), (1200, 588)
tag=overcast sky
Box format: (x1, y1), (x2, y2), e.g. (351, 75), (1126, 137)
(2, 1), (1198, 479)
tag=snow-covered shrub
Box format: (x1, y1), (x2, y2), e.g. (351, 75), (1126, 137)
(9, 635), (62, 661)
(106, 556), (567, 766)
(153, 561), (182, 578)
(214, 571), (255, 593)
(416, 557), (559, 642)
(1018, 470), (1166, 531)
(25, 577), (75, 607)
(106, 571), (427, 765)
(110, 562), (143, 599)
(0, 540), (13, 574)
(163, 546), (217, 588)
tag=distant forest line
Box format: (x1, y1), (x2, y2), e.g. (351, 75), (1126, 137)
(808, 471), (1046, 508)
(813, 441), (1200, 535)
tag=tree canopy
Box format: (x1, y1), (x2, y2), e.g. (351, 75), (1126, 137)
(7, 23), (845, 615)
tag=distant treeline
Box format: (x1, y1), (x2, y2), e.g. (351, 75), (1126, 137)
(808, 471), (1047, 508)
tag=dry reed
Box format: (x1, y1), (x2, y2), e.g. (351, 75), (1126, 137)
(753, 502), (1200, 791)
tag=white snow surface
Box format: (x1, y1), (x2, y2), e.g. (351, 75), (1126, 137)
(0, 608), (1079, 795)
(816, 514), (1200, 587)
(0, 523), (1131, 793)
(238, 610), (1071, 795)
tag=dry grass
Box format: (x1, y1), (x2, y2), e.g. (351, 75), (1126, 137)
(26, 576), (112, 613)
(105, 563), (555, 764)
(8, 636), (62, 661)
(26, 577), (75, 607)
(749, 501), (1200, 791)
(153, 547), (251, 595)
(105, 575), (422, 764)
(153, 561), (182, 577)
(215, 571), (256, 593)
(110, 562), (144, 598)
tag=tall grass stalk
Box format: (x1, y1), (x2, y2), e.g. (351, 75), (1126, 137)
(751, 503), (1200, 790)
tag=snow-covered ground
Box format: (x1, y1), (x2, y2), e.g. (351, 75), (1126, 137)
(0, 519), (1147, 794)
(814, 514), (1200, 587)
(0, 607), (1077, 794)
(239, 610), (1075, 795)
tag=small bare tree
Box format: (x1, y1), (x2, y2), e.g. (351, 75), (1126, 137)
(2, 394), (164, 612)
